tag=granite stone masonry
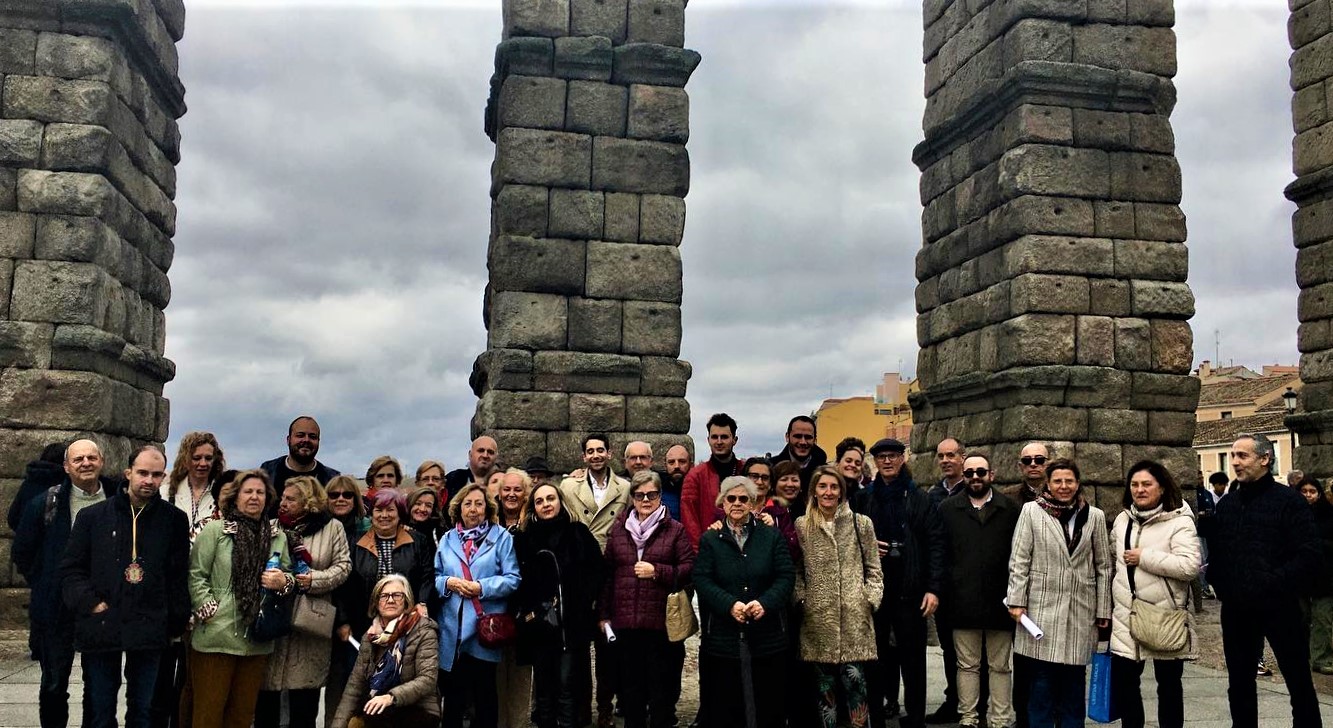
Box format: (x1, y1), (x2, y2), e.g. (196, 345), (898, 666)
(0, 0), (185, 627)
(909, 0), (1198, 509)
(1288, 0), (1333, 481)
(475, 0), (698, 474)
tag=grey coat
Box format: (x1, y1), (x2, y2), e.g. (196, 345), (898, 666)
(1006, 501), (1112, 666)
(262, 517), (352, 690)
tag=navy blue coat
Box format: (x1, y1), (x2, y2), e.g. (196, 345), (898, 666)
(12, 477), (114, 629)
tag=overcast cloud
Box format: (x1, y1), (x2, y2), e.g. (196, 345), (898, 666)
(164, 2), (1296, 473)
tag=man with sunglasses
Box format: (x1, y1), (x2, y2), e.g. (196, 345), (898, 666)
(1000, 443), (1049, 505)
(938, 455), (1020, 728)
(853, 437), (945, 728)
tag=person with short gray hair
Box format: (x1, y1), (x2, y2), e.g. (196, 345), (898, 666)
(1210, 434), (1323, 727)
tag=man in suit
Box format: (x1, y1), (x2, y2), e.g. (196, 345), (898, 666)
(559, 434), (630, 728)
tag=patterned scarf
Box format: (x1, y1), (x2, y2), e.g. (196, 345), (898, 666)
(458, 521), (491, 562)
(625, 505), (667, 559)
(1035, 493), (1089, 555)
(278, 510), (323, 567)
(227, 513), (268, 624)
(368, 611), (421, 697)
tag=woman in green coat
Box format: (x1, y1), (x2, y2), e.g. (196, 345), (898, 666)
(694, 475), (795, 728)
(188, 470), (294, 728)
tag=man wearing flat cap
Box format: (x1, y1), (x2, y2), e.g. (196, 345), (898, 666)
(523, 455), (555, 489)
(853, 438), (946, 728)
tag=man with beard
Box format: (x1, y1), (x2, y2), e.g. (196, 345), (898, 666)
(662, 444), (691, 521)
(1000, 442), (1048, 505)
(853, 438), (945, 728)
(937, 455), (1020, 728)
(926, 437), (967, 725)
(768, 415), (826, 490)
(1210, 434), (1322, 727)
(446, 435), (499, 495)
(259, 416), (340, 492)
(681, 413), (746, 546)
(13, 439), (116, 728)
(61, 446), (190, 728)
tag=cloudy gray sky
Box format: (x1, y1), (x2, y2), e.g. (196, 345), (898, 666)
(164, 0), (1294, 474)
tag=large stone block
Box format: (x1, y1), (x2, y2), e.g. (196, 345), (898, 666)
(0, 212), (35, 259)
(1072, 24), (1176, 77)
(628, 0), (686, 47)
(0, 321), (54, 368)
(1109, 152), (1182, 203)
(585, 242), (682, 302)
(1150, 319), (1193, 374)
(488, 236), (586, 296)
(1115, 318), (1152, 371)
(628, 84), (689, 143)
(592, 137), (689, 196)
(1073, 442), (1123, 485)
(479, 429), (549, 464)
(622, 301), (681, 356)
(2, 76), (111, 125)
(1003, 235), (1114, 278)
(0, 259), (11, 319)
(495, 185), (549, 238)
(488, 292), (569, 350)
(640, 356), (690, 396)
(504, 0), (570, 38)
(1130, 280), (1194, 318)
(0, 29), (37, 75)
(639, 195), (685, 245)
(1089, 409), (1148, 443)
(625, 395), (689, 432)
(997, 145), (1110, 200)
(476, 390), (570, 431)
(9, 260), (104, 325)
(1001, 405), (1089, 441)
(1095, 201), (1133, 240)
(604, 192), (640, 242)
(0, 120), (42, 165)
(1010, 273), (1090, 315)
(572, 0), (628, 44)
(16, 170), (114, 218)
(0, 369), (114, 430)
(499, 75), (567, 131)
(471, 349), (535, 395)
(532, 351), (642, 393)
(1076, 315), (1114, 366)
(1113, 240), (1188, 281)
(35, 32), (121, 83)
(555, 36), (613, 81)
(1090, 279), (1131, 317)
(995, 314), (1075, 368)
(548, 189), (604, 239)
(569, 393), (626, 431)
(1131, 372), (1200, 412)
(566, 81), (628, 138)
(497, 128), (592, 189)
(0, 168), (14, 211)
(568, 297), (623, 353)
(1147, 411), (1196, 446)
(611, 44), (701, 88)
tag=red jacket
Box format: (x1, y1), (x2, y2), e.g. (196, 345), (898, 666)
(680, 457), (746, 547)
(599, 510), (695, 631)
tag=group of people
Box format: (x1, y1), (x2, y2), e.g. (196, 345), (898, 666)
(5, 410), (1330, 728)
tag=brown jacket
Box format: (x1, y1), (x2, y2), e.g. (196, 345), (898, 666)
(331, 617), (441, 727)
(261, 517), (351, 690)
(793, 504), (884, 664)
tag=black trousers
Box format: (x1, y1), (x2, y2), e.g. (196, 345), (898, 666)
(255, 688), (320, 728)
(615, 629), (680, 728)
(35, 623), (75, 728)
(1011, 652), (1035, 728)
(534, 645), (589, 728)
(867, 600), (926, 728)
(150, 641), (187, 728)
(1109, 655), (1183, 728)
(439, 653), (499, 728)
(1221, 599), (1323, 728)
(698, 651), (785, 728)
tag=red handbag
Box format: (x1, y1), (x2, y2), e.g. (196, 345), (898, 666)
(461, 560), (516, 647)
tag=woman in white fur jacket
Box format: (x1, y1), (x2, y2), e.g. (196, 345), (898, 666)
(1109, 460), (1202, 728)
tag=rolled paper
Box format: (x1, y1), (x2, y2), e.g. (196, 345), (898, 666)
(602, 623), (617, 642)
(1002, 598), (1044, 640)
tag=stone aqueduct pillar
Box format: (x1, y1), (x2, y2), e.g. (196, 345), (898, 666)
(1288, 1), (1333, 480)
(0, 1), (183, 618)
(471, 0), (699, 473)
(909, 1), (1198, 504)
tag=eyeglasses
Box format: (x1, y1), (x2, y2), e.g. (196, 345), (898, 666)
(725, 494), (751, 504)
(747, 473), (771, 482)
(328, 492), (355, 500)
(873, 452), (903, 461)
(632, 491), (661, 502)
(1020, 456), (1048, 466)
(963, 468), (989, 478)
(377, 593), (407, 603)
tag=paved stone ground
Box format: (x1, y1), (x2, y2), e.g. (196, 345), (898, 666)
(7, 614), (1333, 727)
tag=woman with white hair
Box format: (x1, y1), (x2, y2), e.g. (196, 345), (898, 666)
(331, 574), (440, 727)
(693, 476), (796, 728)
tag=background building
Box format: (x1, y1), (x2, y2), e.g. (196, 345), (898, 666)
(815, 372), (917, 456)
(1193, 363), (1302, 484)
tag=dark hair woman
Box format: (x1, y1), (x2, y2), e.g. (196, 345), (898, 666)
(599, 470), (696, 728)
(1297, 474), (1333, 675)
(434, 483), (521, 728)
(256, 476), (352, 728)
(1108, 460), (1200, 728)
(694, 476), (796, 728)
(187, 470), (294, 728)
(406, 487), (446, 546)
(336, 490), (435, 654)
(330, 574), (440, 728)
(513, 483), (605, 728)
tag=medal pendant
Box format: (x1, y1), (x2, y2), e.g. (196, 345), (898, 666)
(124, 561), (144, 584)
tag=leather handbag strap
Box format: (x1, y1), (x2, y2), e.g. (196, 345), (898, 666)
(460, 559), (485, 618)
(1124, 517), (1177, 608)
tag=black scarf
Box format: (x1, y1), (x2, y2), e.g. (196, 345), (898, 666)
(229, 513), (268, 624)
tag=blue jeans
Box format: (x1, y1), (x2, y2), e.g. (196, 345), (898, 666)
(1028, 659), (1085, 728)
(81, 649), (163, 728)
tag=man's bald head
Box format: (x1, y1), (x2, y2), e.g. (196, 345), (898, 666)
(64, 439), (104, 491)
(469, 436), (498, 475)
(1019, 442), (1049, 485)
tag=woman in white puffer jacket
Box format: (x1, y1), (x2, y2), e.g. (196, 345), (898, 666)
(1109, 460), (1201, 728)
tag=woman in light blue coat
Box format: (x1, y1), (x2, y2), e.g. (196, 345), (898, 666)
(435, 482), (521, 728)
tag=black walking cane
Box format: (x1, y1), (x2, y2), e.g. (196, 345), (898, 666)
(738, 622), (758, 728)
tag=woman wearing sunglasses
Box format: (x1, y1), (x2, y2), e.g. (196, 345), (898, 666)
(599, 471), (696, 728)
(693, 476), (796, 728)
